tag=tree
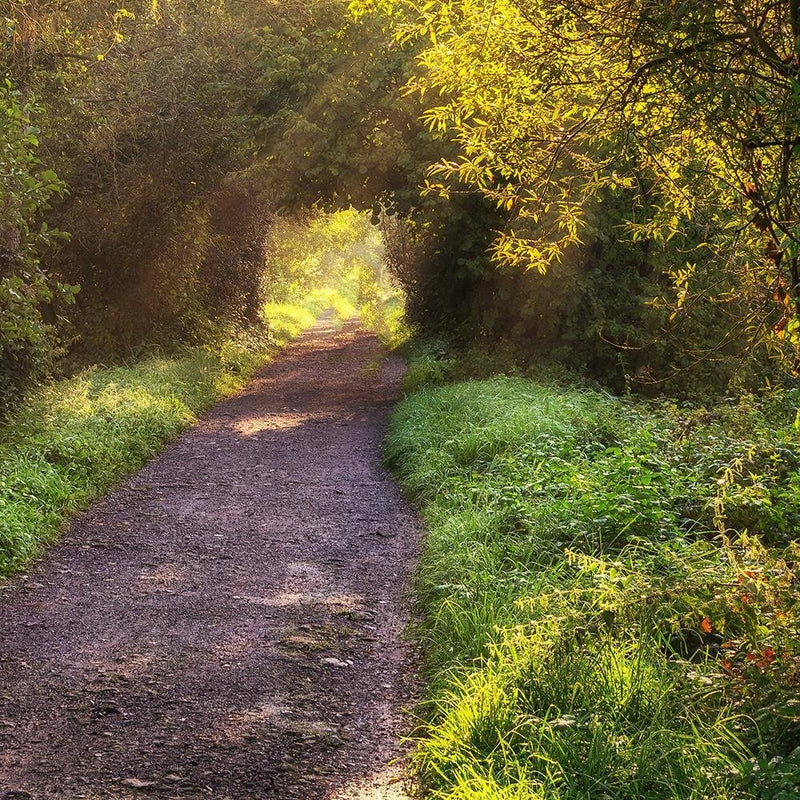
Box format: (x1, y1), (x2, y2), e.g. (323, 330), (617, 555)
(354, 0), (800, 373)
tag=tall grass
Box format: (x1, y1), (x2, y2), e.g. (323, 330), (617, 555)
(386, 377), (800, 799)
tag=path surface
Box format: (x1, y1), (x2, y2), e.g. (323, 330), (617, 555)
(0, 319), (419, 800)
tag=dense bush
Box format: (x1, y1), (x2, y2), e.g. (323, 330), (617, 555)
(360, 0), (800, 377)
(0, 83), (71, 416)
(36, 1), (274, 357)
(385, 186), (769, 396)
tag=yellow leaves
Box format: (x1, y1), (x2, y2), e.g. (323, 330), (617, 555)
(420, 105), (454, 133)
(112, 8), (136, 23)
(668, 262), (696, 321)
(422, 179), (450, 199)
(499, 194), (515, 212)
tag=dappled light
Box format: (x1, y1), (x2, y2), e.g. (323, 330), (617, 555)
(2, 1), (800, 798)
(329, 765), (409, 800)
(234, 412), (317, 435)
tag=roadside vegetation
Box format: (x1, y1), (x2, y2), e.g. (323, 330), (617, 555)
(387, 358), (800, 799)
(0, 341), (265, 577)
(0, 207), (397, 576)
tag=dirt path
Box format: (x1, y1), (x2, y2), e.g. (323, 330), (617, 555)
(0, 319), (419, 800)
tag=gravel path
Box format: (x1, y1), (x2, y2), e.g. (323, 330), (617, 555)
(0, 319), (419, 799)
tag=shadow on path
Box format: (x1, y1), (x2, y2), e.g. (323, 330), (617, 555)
(0, 319), (419, 799)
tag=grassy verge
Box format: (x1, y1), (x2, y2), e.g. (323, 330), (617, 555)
(386, 373), (800, 798)
(262, 287), (357, 344)
(0, 337), (273, 577)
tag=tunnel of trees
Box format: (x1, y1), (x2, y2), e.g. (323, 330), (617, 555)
(4, 4), (800, 798)
(4, 0), (800, 411)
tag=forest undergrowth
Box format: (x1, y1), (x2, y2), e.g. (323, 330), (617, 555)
(387, 349), (800, 799)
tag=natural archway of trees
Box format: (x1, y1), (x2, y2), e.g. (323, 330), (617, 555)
(3, 5), (800, 799)
(4, 0), (800, 411)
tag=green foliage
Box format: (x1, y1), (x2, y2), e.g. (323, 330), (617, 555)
(261, 302), (319, 344)
(0, 2), (277, 366)
(262, 207), (406, 343)
(246, 0), (430, 213)
(0, 84), (64, 264)
(387, 373), (800, 798)
(355, 0), (800, 379)
(264, 209), (373, 302)
(38, 1), (275, 355)
(385, 181), (775, 396)
(0, 82), (71, 415)
(383, 194), (505, 335)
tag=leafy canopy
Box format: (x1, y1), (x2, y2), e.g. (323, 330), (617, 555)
(353, 0), (800, 364)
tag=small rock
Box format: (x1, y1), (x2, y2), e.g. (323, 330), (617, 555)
(347, 610), (375, 622)
(320, 657), (350, 668)
(120, 778), (156, 789)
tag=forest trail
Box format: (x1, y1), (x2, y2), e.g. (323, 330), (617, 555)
(0, 319), (419, 799)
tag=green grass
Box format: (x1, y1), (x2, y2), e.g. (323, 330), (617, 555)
(0, 282), (384, 578)
(261, 302), (319, 343)
(358, 278), (411, 349)
(386, 376), (800, 799)
(262, 288), (358, 344)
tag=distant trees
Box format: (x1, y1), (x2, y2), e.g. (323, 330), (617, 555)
(0, 2), (412, 399)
